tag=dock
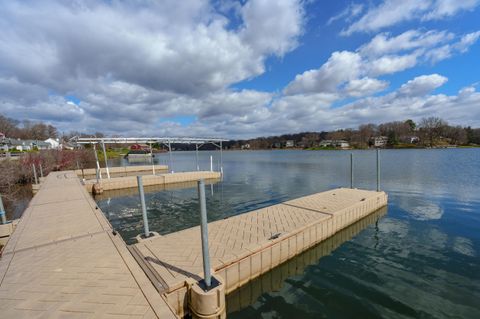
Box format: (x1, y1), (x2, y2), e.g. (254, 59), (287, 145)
(83, 171), (221, 193)
(0, 171), (177, 318)
(0, 169), (387, 318)
(74, 164), (169, 180)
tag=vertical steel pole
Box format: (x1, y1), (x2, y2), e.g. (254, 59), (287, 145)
(350, 153), (354, 189)
(39, 163), (44, 178)
(32, 164), (38, 184)
(197, 179), (211, 287)
(150, 143), (155, 175)
(210, 155), (213, 172)
(195, 144), (199, 171)
(220, 141), (223, 175)
(101, 141), (110, 179)
(0, 194), (6, 224)
(168, 141), (173, 173)
(376, 149), (380, 191)
(93, 143), (102, 180)
(137, 176), (150, 238)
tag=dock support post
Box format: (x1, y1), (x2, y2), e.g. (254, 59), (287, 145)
(93, 143), (102, 180)
(32, 164), (38, 185)
(39, 163), (44, 178)
(376, 149), (380, 191)
(350, 153), (354, 189)
(197, 179), (212, 287)
(150, 143), (155, 175)
(137, 176), (150, 238)
(101, 141), (110, 179)
(168, 141), (173, 173)
(220, 141), (223, 175)
(196, 144), (199, 171)
(0, 194), (6, 224)
(210, 155), (213, 172)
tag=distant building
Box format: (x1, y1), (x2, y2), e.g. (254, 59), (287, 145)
(400, 136), (419, 144)
(285, 140), (295, 148)
(241, 143), (250, 150)
(272, 142), (282, 148)
(0, 132), (5, 140)
(319, 140), (350, 149)
(372, 136), (388, 148)
(45, 138), (61, 149)
(1, 139), (51, 151)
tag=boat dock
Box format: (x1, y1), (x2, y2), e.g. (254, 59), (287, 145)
(74, 165), (169, 180)
(83, 171), (221, 194)
(0, 169), (387, 318)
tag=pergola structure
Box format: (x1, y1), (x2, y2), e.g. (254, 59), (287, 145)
(70, 136), (228, 179)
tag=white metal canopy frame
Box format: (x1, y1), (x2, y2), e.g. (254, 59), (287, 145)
(70, 136), (228, 179)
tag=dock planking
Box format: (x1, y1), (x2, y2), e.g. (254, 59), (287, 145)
(0, 171), (177, 319)
(132, 187), (387, 316)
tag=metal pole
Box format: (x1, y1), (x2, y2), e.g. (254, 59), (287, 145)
(210, 155), (213, 172)
(350, 153), (354, 189)
(39, 163), (44, 178)
(32, 164), (38, 184)
(168, 141), (173, 173)
(150, 143), (155, 175)
(220, 141), (223, 175)
(101, 141), (110, 179)
(0, 194), (6, 224)
(137, 176), (150, 238)
(195, 144), (199, 171)
(93, 143), (102, 179)
(376, 149), (380, 191)
(197, 179), (212, 287)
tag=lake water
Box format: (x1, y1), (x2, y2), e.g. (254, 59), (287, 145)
(98, 149), (480, 318)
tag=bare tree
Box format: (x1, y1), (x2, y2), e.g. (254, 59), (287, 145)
(419, 117), (448, 146)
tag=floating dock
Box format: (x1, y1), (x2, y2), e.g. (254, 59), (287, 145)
(0, 169), (387, 318)
(83, 171), (221, 193)
(74, 164), (169, 180)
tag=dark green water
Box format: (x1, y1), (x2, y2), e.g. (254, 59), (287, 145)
(97, 149), (480, 318)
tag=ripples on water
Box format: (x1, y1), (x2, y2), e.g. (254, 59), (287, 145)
(97, 149), (480, 318)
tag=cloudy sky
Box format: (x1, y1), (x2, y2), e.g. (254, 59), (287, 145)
(0, 0), (479, 138)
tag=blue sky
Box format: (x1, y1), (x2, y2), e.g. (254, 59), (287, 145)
(0, 0), (479, 138)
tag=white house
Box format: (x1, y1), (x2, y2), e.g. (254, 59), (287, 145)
(372, 136), (388, 148)
(319, 140), (350, 149)
(45, 138), (61, 149)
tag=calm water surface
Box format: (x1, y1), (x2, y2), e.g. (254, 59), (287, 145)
(97, 149), (480, 318)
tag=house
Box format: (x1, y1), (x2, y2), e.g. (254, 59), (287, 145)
(319, 140), (350, 149)
(45, 138), (61, 149)
(372, 136), (388, 148)
(400, 136), (419, 144)
(2, 139), (51, 151)
(241, 143), (250, 150)
(285, 140), (295, 148)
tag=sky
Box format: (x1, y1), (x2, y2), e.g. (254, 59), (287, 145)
(0, 0), (479, 139)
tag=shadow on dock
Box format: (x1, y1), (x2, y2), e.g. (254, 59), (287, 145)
(226, 205), (387, 314)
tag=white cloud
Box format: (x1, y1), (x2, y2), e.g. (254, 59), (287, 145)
(344, 77), (389, 97)
(284, 51), (362, 95)
(342, 0), (480, 36)
(327, 3), (364, 25)
(398, 74), (448, 96)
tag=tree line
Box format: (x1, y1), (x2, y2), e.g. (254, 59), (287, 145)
(1, 113), (480, 149)
(225, 117), (480, 149)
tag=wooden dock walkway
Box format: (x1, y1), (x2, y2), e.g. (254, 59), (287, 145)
(0, 168), (387, 318)
(0, 171), (177, 318)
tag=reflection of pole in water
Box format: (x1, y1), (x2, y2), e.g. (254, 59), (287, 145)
(374, 217), (380, 249)
(211, 183), (214, 196)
